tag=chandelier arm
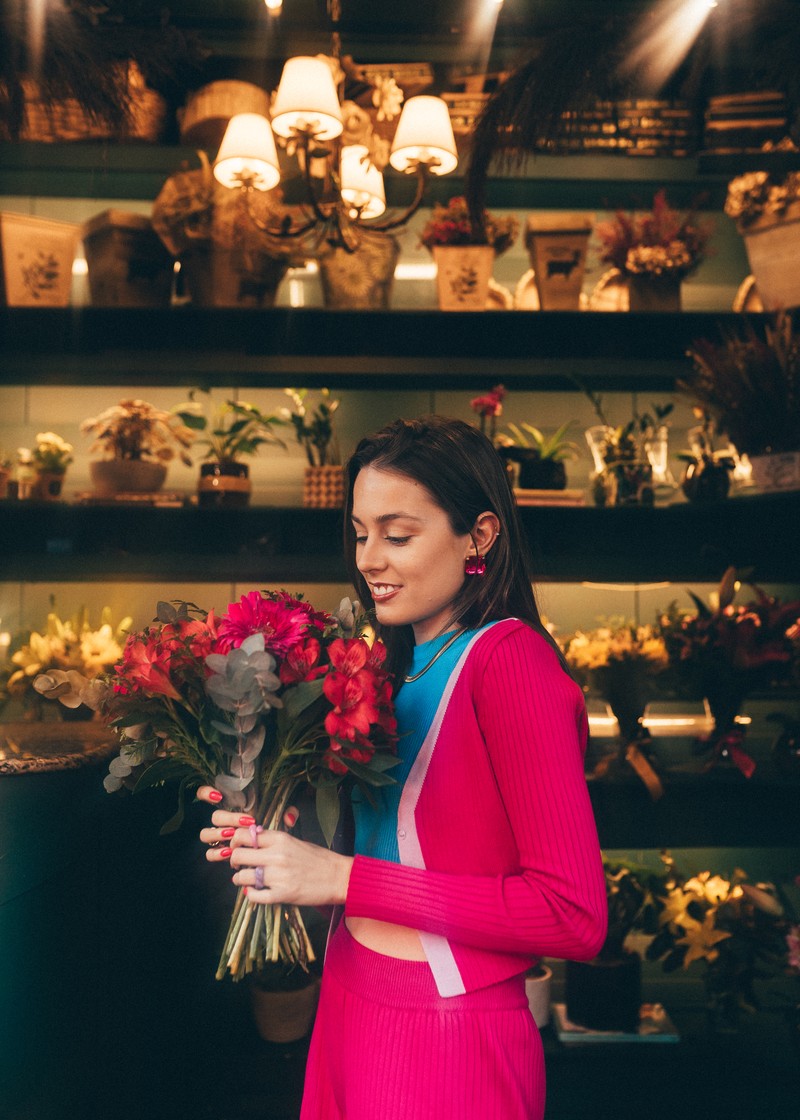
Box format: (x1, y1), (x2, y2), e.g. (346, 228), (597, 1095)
(240, 187), (320, 241)
(366, 164), (431, 232)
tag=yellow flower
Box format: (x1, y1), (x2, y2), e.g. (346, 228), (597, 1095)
(658, 887), (697, 930)
(676, 912), (732, 967)
(684, 871), (732, 906)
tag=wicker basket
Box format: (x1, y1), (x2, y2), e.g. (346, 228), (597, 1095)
(5, 62), (166, 143)
(178, 80), (272, 150)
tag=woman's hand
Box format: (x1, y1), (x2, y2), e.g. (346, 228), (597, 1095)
(196, 785), (353, 907)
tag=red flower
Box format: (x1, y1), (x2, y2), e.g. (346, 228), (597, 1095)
(218, 591), (311, 655)
(115, 631), (181, 700)
(324, 671), (380, 741)
(279, 638), (328, 685)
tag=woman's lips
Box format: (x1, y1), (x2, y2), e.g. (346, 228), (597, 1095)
(370, 583), (400, 602)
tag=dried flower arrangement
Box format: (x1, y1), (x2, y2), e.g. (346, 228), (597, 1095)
(595, 189), (712, 279)
(420, 197), (519, 256)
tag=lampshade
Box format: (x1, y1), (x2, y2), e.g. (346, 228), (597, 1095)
(213, 113), (280, 191)
(340, 146), (386, 220)
(389, 96), (458, 176)
(271, 57), (344, 142)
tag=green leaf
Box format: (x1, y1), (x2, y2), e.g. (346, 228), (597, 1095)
(132, 756), (200, 793)
(365, 753), (402, 773)
(344, 758), (397, 786)
(316, 783), (340, 848)
(158, 775), (198, 835)
(282, 679), (325, 722)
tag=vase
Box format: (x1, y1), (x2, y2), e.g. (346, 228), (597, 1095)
(750, 451), (800, 493)
(524, 213), (593, 310)
(30, 470), (65, 500)
(584, 425), (614, 476)
(627, 274), (681, 312)
(739, 200), (800, 311)
(524, 965), (552, 1029)
(249, 976), (321, 1043)
(681, 458), (732, 503)
(564, 951), (642, 1034)
(89, 459), (167, 498)
(644, 424), (676, 489)
(197, 461), (251, 508)
(303, 465), (344, 508)
(318, 234), (400, 309)
(498, 448), (567, 490)
(593, 459), (654, 507)
(433, 245), (494, 311)
(698, 668), (756, 777)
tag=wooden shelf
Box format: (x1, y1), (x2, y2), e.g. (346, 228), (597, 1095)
(1, 491), (797, 583)
(0, 307), (759, 390)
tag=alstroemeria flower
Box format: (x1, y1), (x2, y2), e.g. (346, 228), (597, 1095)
(279, 638), (327, 685)
(324, 670), (380, 741)
(115, 633), (181, 699)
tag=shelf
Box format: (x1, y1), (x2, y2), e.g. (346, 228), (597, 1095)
(0, 144), (752, 208)
(0, 307), (759, 389)
(1, 491), (798, 583)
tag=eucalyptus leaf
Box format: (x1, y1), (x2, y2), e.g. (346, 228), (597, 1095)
(316, 783), (341, 848)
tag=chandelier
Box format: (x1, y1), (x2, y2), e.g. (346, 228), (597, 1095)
(211, 7), (458, 253)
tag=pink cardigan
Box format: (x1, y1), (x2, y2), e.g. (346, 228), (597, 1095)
(344, 619), (608, 997)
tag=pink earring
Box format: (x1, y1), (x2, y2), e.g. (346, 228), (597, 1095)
(465, 553), (486, 577)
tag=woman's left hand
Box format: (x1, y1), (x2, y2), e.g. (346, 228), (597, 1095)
(201, 808), (353, 908)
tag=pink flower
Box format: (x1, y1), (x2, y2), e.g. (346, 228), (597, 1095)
(217, 591), (311, 655)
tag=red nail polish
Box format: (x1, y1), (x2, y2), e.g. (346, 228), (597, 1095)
(220, 827), (235, 838)
(243, 887), (249, 896)
(219, 848), (232, 859)
(208, 790), (223, 803)
(239, 815), (256, 826)
(285, 812), (298, 827)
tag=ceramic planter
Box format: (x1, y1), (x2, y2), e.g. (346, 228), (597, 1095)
(740, 200), (800, 311)
(303, 465), (344, 508)
(0, 212), (78, 306)
(82, 210), (174, 307)
(197, 461), (251, 508)
(524, 213), (593, 310)
(525, 965), (552, 1029)
(89, 459), (167, 498)
(433, 245), (494, 310)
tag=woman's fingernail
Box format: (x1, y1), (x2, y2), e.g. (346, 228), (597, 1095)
(208, 790), (223, 803)
(243, 887), (249, 896)
(285, 811), (298, 827)
(239, 815), (256, 826)
(219, 848), (232, 859)
(220, 827), (235, 838)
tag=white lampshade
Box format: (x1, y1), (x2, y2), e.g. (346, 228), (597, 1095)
(213, 113), (280, 191)
(271, 56), (343, 142)
(340, 145), (386, 220)
(389, 95), (458, 176)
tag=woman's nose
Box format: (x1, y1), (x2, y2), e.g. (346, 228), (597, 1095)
(356, 536), (384, 573)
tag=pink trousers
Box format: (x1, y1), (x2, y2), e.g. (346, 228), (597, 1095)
(300, 923), (545, 1120)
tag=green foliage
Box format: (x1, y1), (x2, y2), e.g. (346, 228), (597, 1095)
(175, 394), (287, 465)
(501, 419), (579, 461)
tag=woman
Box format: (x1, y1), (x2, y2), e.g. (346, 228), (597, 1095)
(199, 416), (607, 1119)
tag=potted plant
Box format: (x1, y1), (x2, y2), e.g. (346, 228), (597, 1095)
(677, 409), (736, 503)
(174, 394), (287, 507)
(496, 420), (579, 490)
(281, 389), (343, 507)
(581, 388), (672, 507)
(682, 312), (800, 492)
(594, 189), (712, 311)
(24, 430), (74, 500)
(725, 170), (800, 311)
(419, 196), (518, 311)
(81, 397), (195, 497)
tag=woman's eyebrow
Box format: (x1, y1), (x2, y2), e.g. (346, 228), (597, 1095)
(351, 512), (423, 525)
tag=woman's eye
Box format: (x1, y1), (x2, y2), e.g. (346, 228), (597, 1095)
(385, 536), (410, 545)
(354, 535), (367, 545)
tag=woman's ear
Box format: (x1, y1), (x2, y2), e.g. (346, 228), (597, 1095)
(470, 511), (501, 556)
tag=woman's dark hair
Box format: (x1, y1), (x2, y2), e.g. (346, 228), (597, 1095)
(343, 415), (561, 682)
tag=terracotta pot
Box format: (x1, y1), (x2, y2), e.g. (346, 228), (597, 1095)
(250, 978), (321, 1043)
(197, 461), (251, 508)
(90, 459), (167, 497)
(433, 245), (494, 310)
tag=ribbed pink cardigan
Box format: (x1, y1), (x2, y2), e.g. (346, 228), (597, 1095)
(344, 619), (608, 997)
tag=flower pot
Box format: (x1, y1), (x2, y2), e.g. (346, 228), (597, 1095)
(318, 234), (400, 309)
(499, 448), (567, 490)
(90, 459), (167, 498)
(525, 965), (552, 1029)
(524, 214), (593, 310)
(565, 951), (642, 1034)
(740, 200), (800, 311)
(30, 470), (66, 501)
(179, 243), (288, 308)
(303, 465), (344, 509)
(82, 210), (174, 308)
(197, 461), (251, 508)
(0, 212), (79, 306)
(433, 245), (494, 310)
(750, 451), (800, 492)
(627, 274), (681, 312)
(249, 977), (321, 1043)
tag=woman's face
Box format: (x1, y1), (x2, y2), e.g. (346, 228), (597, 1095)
(351, 465), (473, 644)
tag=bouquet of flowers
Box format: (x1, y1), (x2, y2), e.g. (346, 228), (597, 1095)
(645, 852), (789, 1032)
(33, 591), (398, 981)
(658, 567), (800, 776)
(1, 605), (131, 717)
(595, 189), (712, 280)
(419, 196), (519, 256)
